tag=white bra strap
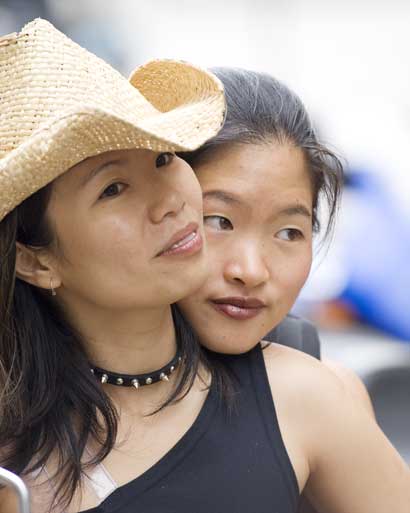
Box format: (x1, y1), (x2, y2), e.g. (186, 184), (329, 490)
(27, 450), (117, 511)
(83, 447), (118, 502)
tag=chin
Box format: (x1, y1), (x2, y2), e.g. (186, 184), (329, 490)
(200, 336), (260, 355)
(169, 276), (208, 304)
(181, 264), (208, 292)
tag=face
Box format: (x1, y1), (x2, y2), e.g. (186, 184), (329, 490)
(45, 149), (207, 312)
(178, 141), (313, 353)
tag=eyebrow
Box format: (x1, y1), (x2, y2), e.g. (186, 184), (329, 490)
(202, 190), (243, 205)
(81, 158), (124, 188)
(277, 205), (312, 219)
(203, 189), (311, 219)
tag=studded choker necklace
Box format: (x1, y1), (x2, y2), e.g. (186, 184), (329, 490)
(90, 349), (182, 389)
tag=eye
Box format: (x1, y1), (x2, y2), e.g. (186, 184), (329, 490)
(99, 182), (127, 200)
(155, 152), (175, 168)
(204, 215), (233, 231)
(276, 228), (304, 241)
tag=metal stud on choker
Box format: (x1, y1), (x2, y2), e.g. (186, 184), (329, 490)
(90, 351), (182, 389)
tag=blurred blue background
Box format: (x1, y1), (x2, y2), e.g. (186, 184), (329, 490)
(1, 0), (409, 459)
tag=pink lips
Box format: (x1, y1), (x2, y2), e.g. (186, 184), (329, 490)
(210, 296), (266, 320)
(157, 222), (202, 257)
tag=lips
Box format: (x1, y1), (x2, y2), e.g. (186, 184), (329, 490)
(210, 296), (266, 320)
(157, 222), (202, 257)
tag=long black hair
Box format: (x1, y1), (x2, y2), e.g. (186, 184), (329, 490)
(181, 67), (344, 239)
(0, 184), (231, 509)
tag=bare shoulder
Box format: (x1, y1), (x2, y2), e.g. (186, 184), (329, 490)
(260, 343), (350, 451)
(261, 342), (347, 406)
(260, 343), (374, 452)
(261, 343), (375, 418)
(323, 358), (375, 417)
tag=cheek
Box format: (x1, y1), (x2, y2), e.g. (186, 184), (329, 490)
(58, 214), (147, 276)
(176, 169), (203, 213)
(177, 295), (209, 342)
(177, 257), (222, 323)
(276, 250), (312, 299)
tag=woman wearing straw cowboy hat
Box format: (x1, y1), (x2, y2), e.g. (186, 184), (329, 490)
(0, 18), (229, 512)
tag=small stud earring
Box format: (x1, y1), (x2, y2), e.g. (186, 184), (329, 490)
(50, 278), (57, 297)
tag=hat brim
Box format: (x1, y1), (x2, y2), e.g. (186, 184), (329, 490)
(0, 100), (224, 221)
(129, 59), (225, 114)
(129, 59), (226, 151)
(0, 59), (226, 221)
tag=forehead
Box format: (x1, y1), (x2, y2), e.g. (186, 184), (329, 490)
(195, 141), (312, 204)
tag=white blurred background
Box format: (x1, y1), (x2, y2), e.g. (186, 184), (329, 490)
(2, 0), (410, 206)
(1, 0), (409, 459)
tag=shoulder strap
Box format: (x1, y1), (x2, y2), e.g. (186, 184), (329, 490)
(83, 446), (118, 502)
(264, 315), (321, 360)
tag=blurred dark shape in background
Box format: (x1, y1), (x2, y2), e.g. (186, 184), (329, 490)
(367, 367), (410, 462)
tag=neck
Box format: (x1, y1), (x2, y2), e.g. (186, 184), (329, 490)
(60, 298), (177, 376)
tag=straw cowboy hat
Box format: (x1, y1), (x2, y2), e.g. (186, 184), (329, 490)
(0, 18), (225, 221)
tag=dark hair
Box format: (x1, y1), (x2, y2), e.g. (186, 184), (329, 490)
(181, 67), (344, 238)
(0, 186), (231, 509)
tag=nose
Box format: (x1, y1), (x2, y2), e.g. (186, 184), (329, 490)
(223, 243), (270, 289)
(147, 183), (186, 224)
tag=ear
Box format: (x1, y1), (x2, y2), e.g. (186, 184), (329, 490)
(15, 242), (61, 292)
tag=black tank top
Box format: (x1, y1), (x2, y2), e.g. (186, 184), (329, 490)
(81, 343), (299, 513)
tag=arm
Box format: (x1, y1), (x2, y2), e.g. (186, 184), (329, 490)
(263, 344), (410, 513)
(305, 375), (409, 513)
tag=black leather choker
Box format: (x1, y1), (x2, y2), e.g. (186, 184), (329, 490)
(90, 349), (182, 389)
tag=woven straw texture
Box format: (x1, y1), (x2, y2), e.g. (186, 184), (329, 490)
(0, 19), (225, 221)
